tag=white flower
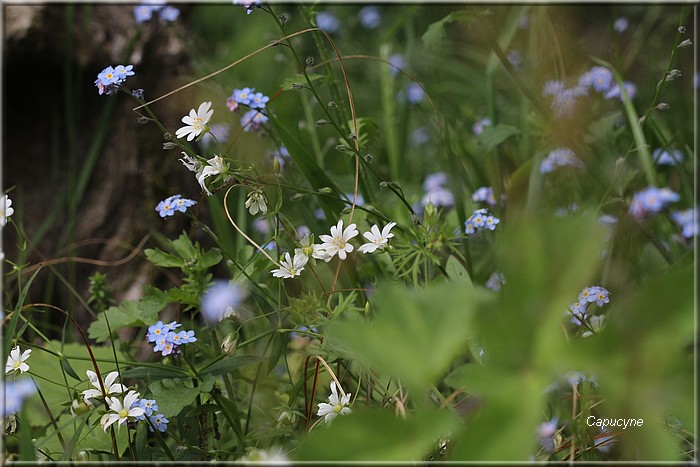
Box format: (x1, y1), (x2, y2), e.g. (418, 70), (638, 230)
(5, 346), (31, 374)
(197, 155), (228, 195)
(245, 190), (268, 216)
(318, 220), (359, 261)
(101, 390), (144, 431)
(180, 152), (204, 178)
(175, 101), (213, 141)
(358, 222), (396, 254)
(271, 252), (308, 279)
(1, 195), (14, 227)
(294, 235), (327, 260)
(316, 381), (351, 424)
(82, 370), (127, 405)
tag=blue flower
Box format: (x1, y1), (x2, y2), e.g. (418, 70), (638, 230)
(653, 148), (684, 166)
(4, 379), (37, 416)
(578, 66), (614, 93)
(97, 66), (120, 85)
(422, 172), (448, 192)
(163, 321), (182, 332)
(150, 413), (169, 432)
(540, 147), (583, 174)
(159, 6), (180, 22)
(406, 82), (425, 104)
(472, 186), (497, 206)
(147, 321), (167, 342)
(550, 86), (587, 118)
(411, 127), (430, 146)
(95, 64), (135, 95)
(201, 280), (247, 324)
(114, 65), (135, 81)
(629, 187), (680, 219)
(272, 145), (290, 169)
(613, 17), (629, 33)
(537, 418), (558, 453)
(542, 80), (565, 97)
(388, 54), (407, 77)
(358, 6), (381, 29)
(249, 92), (270, 109)
(671, 209), (697, 238)
(177, 330), (197, 344)
(316, 12), (340, 33)
(134, 5), (158, 23)
(472, 117), (492, 136)
(421, 187), (455, 209)
(233, 0), (261, 15)
(240, 109), (268, 132)
(233, 87), (255, 106)
(136, 399), (159, 418)
(155, 194), (196, 217)
(507, 49), (523, 69)
(343, 192), (365, 207)
(485, 272), (506, 291)
(604, 82), (636, 101)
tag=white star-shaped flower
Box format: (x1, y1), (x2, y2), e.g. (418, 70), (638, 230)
(316, 381), (351, 424)
(101, 390), (145, 431)
(294, 234), (327, 260)
(319, 220), (358, 261)
(358, 222), (396, 254)
(270, 251), (308, 279)
(175, 101), (213, 141)
(5, 346), (31, 374)
(197, 155), (228, 195)
(1, 195), (14, 227)
(82, 370), (127, 405)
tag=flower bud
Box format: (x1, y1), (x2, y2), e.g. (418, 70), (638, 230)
(678, 39), (692, 48)
(163, 142), (177, 150)
(221, 334), (238, 355)
(678, 26), (687, 34)
(136, 116), (151, 125)
(655, 102), (670, 111)
(317, 187), (333, 194)
(305, 56), (315, 66)
(315, 119), (330, 127)
(327, 101), (338, 109)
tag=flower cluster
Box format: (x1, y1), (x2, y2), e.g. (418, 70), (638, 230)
(94, 64), (135, 95)
(671, 208), (697, 238)
(5, 346), (31, 374)
(566, 286), (611, 336)
(155, 194), (196, 218)
(472, 186), (505, 207)
(135, 398), (169, 432)
(147, 321), (197, 356)
(133, 3), (179, 24)
(540, 147), (584, 174)
(82, 370), (127, 406)
(225, 87), (270, 132)
(268, 220), (397, 279)
(628, 187), (680, 219)
(542, 80), (587, 118)
(421, 172), (455, 209)
(577, 65), (636, 101)
(464, 208), (500, 235)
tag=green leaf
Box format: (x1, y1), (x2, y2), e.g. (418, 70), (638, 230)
(295, 408), (460, 461)
(476, 123), (520, 153)
(326, 281), (480, 395)
(267, 332), (286, 374)
(421, 12), (454, 50)
(120, 365), (189, 380)
(198, 355), (266, 378)
(87, 293), (165, 343)
(170, 232), (197, 260)
(199, 248), (223, 270)
(35, 412), (128, 460)
(60, 356), (81, 381)
(444, 255), (472, 286)
(149, 376), (216, 418)
(144, 248), (184, 268)
(280, 72), (324, 91)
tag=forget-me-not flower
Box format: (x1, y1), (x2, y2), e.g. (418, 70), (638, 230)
(201, 280), (247, 324)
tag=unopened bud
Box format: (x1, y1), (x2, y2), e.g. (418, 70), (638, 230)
(327, 101), (338, 109)
(291, 83), (306, 90)
(131, 88), (144, 100)
(379, 181), (388, 190)
(317, 187), (333, 194)
(273, 156), (281, 173)
(335, 144), (350, 152)
(221, 334), (238, 355)
(136, 115), (151, 124)
(163, 142), (177, 150)
(364, 154), (373, 162)
(655, 102), (670, 111)
(305, 56), (314, 66)
(678, 26), (687, 34)
(290, 193), (304, 201)
(315, 119), (329, 127)
(163, 132), (173, 141)
(666, 69), (682, 81)
(278, 14), (288, 24)
(638, 115), (646, 125)
(678, 39), (692, 48)
(348, 133), (357, 141)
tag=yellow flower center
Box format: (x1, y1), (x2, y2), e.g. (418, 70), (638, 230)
(334, 404), (343, 413)
(13, 361), (20, 369)
(119, 409), (129, 418)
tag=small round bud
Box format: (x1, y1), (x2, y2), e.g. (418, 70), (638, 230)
(163, 142), (177, 150)
(305, 56), (315, 66)
(131, 89), (144, 100)
(278, 14), (288, 24)
(327, 101), (338, 109)
(678, 39), (692, 48)
(364, 154), (373, 162)
(379, 181), (388, 190)
(315, 119), (329, 127)
(655, 102), (670, 111)
(678, 26), (686, 34)
(290, 193), (304, 201)
(291, 83), (306, 90)
(335, 144), (350, 152)
(317, 187), (333, 194)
